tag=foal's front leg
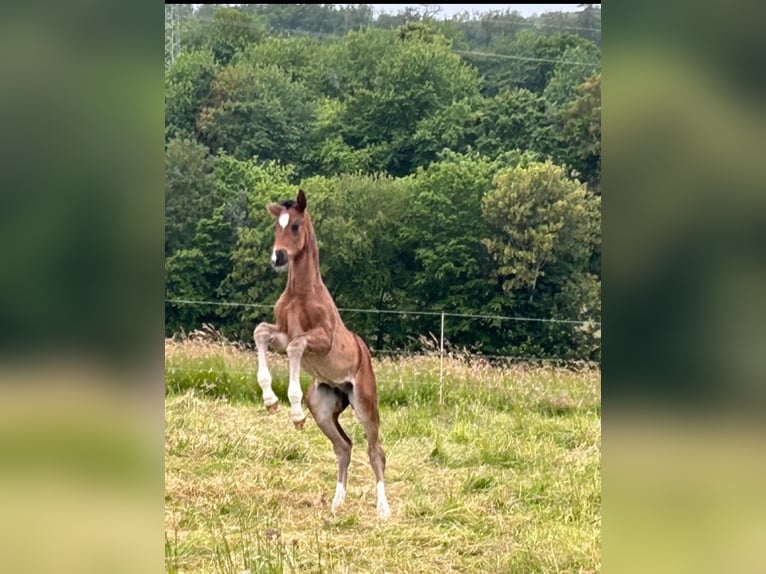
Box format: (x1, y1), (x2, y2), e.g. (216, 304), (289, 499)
(285, 328), (332, 429)
(254, 322), (288, 412)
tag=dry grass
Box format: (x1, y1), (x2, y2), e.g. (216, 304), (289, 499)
(165, 339), (601, 573)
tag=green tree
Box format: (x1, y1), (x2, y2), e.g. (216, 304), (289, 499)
(207, 7), (265, 65)
(482, 160), (599, 296)
(165, 207), (238, 336)
(451, 8), (526, 49)
(239, 36), (337, 97)
(312, 97), (376, 175)
(481, 160), (600, 358)
(474, 88), (555, 158)
(411, 97), (483, 168)
(413, 88), (558, 168)
(557, 73), (601, 191)
(164, 49), (218, 140)
(543, 42), (600, 109)
(197, 62), (316, 173)
(374, 6), (437, 30)
(337, 25), (481, 176)
(165, 247), (210, 334)
(471, 30), (593, 96)
(321, 28), (395, 97)
(165, 138), (215, 256)
(243, 3), (373, 36)
(576, 4), (601, 46)
(399, 152), (500, 347)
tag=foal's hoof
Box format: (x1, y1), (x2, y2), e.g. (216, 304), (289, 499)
(266, 402), (279, 414)
(293, 417), (307, 430)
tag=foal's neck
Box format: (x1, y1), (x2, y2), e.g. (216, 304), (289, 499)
(286, 220), (324, 296)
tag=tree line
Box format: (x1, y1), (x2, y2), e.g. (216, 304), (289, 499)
(165, 4), (601, 362)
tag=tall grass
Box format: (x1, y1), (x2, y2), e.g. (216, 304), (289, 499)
(165, 338), (601, 573)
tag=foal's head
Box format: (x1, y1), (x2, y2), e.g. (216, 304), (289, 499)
(267, 189), (311, 272)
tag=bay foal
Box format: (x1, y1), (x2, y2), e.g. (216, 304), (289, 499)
(253, 189), (391, 519)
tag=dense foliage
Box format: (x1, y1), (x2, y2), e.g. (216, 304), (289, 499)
(165, 4), (601, 361)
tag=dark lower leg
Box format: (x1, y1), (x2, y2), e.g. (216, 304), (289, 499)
(306, 383), (352, 509)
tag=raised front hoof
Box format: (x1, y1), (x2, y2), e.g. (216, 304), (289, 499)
(377, 503), (391, 520)
(265, 402), (279, 414)
(293, 416), (307, 430)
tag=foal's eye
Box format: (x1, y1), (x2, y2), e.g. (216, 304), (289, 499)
(291, 222), (300, 233)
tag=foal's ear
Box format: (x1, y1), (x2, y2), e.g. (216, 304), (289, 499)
(296, 189), (307, 213)
(267, 203), (282, 218)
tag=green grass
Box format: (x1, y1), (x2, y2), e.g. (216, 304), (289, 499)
(165, 339), (601, 573)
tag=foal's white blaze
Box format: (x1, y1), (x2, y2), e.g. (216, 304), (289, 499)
(270, 249), (278, 264)
(278, 212), (290, 229)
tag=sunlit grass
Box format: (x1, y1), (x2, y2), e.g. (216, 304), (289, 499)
(165, 338), (601, 573)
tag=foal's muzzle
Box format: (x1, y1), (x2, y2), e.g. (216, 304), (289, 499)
(271, 248), (288, 271)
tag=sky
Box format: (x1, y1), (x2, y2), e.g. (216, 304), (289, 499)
(368, 4), (583, 19)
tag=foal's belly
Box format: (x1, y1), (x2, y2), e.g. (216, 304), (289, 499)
(301, 353), (357, 385)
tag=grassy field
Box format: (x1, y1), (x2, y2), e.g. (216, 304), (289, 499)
(165, 338), (601, 573)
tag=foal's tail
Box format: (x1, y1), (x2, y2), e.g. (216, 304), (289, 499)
(354, 334), (380, 423)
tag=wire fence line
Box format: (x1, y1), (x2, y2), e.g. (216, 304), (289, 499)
(166, 297), (601, 396)
(165, 298), (600, 326)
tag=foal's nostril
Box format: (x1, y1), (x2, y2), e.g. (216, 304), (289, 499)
(273, 249), (288, 268)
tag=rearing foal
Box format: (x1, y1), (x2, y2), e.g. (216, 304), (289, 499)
(253, 189), (391, 520)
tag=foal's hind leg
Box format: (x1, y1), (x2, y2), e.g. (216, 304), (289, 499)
(254, 322), (287, 413)
(306, 381), (352, 512)
(349, 384), (391, 519)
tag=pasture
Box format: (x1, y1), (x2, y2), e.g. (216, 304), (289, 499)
(165, 339), (601, 573)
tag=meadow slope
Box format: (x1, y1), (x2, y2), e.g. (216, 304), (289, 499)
(165, 339), (601, 573)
